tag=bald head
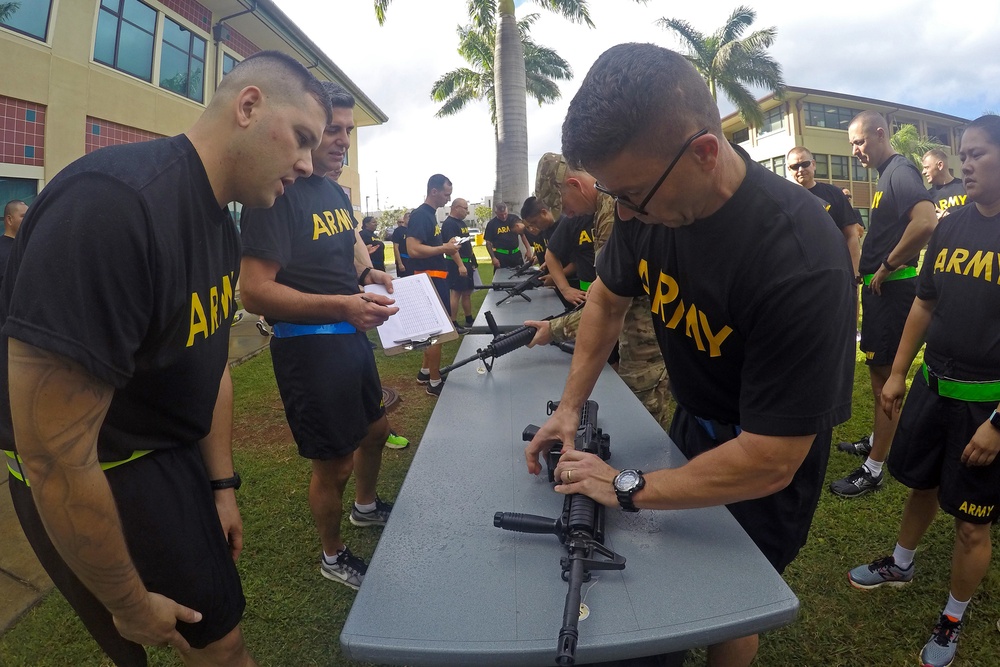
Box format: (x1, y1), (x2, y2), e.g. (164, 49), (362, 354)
(215, 51), (331, 124)
(4, 199), (27, 237)
(848, 110), (893, 169)
(450, 198), (469, 220)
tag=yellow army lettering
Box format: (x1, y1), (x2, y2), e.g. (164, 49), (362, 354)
(187, 271), (236, 347)
(872, 191), (883, 209)
(824, 204), (832, 212)
(932, 247), (997, 284)
(578, 229), (593, 246)
(497, 225), (511, 234)
(958, 501), (995, 519)
(312, 208), (355, 240)
(938, 194), (968, 210)
(638, 259), (733, 357)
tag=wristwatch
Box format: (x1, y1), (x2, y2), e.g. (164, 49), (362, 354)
(210, 472), (242, 491)
(613, 469), (645, 512)
(989, 410), (1000, 432)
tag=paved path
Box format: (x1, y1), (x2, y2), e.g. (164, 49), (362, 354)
(0, 312), (272, 633)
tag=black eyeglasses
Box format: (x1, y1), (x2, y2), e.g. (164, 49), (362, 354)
(595, 128), (708, 216)
(789, 161), (813, 171)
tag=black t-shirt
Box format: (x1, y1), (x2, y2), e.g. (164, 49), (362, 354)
(391, 225), (408, 257)
(597, 147), (855, 435)
(407, 203), (446, 273)
(929, 178), (968, 214)
(441, 215), (476, 265)
(808, 181), (856, 231)
(547, 214), (596, 283)
(484, 215), (520, 251)
(918, 205), (1000, 380)
(0, 235), (14, 283)
(241, 175), (360, 320)
(0, 135), (240, 460)
(860, 154), (933, 274)
(360, 227), (385, 271)
(525, 221), (559, 260)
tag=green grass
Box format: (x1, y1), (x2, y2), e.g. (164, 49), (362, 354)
(4, 273), (1000, 666)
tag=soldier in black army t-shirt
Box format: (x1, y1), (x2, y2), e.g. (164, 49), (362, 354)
(922, 148), (968, 218)
(440, 198), (476, 331)
(831, 111), (937, 500)
(0, 51), (331, 665)
(545, 212), (596, 306)
(359, 215), (386, 271)
(523, 45), (854, 666)
(484, 202), (529, 268)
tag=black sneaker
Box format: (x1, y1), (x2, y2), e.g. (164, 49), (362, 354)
(349, 497), (393, 527)
(830, 465), (884, 498)
(416, 370), (430, 384)
(837, 433), (873, 456)
(453, 321), (470, 335)
(255, 320), (270, 336)
(426, 380), (444, 397)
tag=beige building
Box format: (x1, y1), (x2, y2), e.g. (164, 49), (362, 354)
(0, 0), (386, 211)
(721, 86), (969, 226)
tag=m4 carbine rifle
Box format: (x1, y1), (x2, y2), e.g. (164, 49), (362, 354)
(494, 400), (626, 665)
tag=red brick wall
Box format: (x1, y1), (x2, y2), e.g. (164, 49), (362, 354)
(0, 95), (45, 167)
(221, 25), (260, 59)
(85, 117), (164, 154)
(160, 0), (212, 33)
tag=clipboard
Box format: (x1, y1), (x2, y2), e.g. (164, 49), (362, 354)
(364, 273), (459, 355)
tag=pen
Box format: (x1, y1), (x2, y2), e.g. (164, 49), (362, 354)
(361, 295), (377, 304)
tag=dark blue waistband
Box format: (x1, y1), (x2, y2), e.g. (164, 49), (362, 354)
(694, 415), (742, 442)
(399, 253), (410, 258)
(271, 322), (357, 338)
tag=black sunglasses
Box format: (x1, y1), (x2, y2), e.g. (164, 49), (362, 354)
(595, 128), (709, 216)
(789, 161), (813, 171)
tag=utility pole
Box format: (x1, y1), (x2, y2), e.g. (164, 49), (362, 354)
(366, 196), (370, 218)
(375, 170), (380, 212)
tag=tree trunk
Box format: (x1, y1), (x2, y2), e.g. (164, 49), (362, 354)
(494, 0), (528, 212)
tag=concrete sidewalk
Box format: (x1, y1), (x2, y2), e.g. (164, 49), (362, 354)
(0, 312), (272, 634)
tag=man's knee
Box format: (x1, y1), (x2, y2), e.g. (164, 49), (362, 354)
(955, 519), (991, 550)
(362, 416), (391, 448)
(311, 454), (355, 487)
(182, 624), (254, 667)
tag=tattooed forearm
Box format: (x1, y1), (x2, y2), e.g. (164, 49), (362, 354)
(8, 338), (148, 616)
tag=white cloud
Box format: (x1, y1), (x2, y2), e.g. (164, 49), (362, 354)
(274, 0), (1000, 212)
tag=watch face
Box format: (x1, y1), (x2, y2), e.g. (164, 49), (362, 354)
(616, 470), (640, 492)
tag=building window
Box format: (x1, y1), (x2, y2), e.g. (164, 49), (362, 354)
(803, 102), (862, 131)
(926, 123), (950, 147)
(732, 127), (749, 144)
(159, 16), (205, 102)
(0, 0), (53, 40)
(852, 160), (870, 182)
(814, 154), (829, 178)
(773, 156), (786, 179)
(0, 176), (39, 205)
(94, 0), (157, 82)
(222, 53), (239, 77)
(759, 107), (783, 135)
(830, 155), (850, 180)
(858, 208), (869, 228)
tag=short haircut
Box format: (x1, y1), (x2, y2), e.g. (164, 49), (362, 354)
(321, 80), (355, 110)
(217, 50), (331, 124)
(520, 196), (545, 220)
(966, 114), (1000, 147)
(787, 146), (814, 160)
(562, 43), (721, 169)
(427, 174), (451, 193)
(850, 110), (889, 135)
(362, 215), (375, 225)
(4, 199), (26, 218)
(494, 202), (508, 213)
(923, 148), (949, 164)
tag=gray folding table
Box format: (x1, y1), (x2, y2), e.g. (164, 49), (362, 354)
(470, 285), (568, 334)
(341, 335), (798, 665)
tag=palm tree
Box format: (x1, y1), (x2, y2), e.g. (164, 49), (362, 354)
(374, 0), (611, 211)
(890, 124), (946, 171)
(657, 5), (785, 129)
(0, 2), (21, 23)
(430, 14), (571, 202)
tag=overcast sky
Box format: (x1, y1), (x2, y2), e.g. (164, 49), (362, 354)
(274, 0), (1000, 214)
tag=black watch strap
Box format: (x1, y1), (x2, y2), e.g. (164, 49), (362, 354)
(210, 472), (241, 491)
(358, 267), (372, 285)
(614, 469), (645, 512)
(882, 259), (896, 273)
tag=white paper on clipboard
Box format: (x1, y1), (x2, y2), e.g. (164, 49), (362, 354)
(364, 273), (455, 352)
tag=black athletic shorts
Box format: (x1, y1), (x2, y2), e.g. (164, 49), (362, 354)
(270, 331), (385, 459)
(447, 260), (476, 292)
(10, 445), (245, 663)
(496, 249), (522, 269)
(860, 278), (916, 367)
(888, 372), (1000, 524)
(669, 405), (830, 573)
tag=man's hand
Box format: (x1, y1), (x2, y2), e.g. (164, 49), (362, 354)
(524, 320), (552, 347)
(112, 591), (203, 651)
(213, 489), (243, 562)
(524, 406), (580, 475)
(366, 269), (394, 292)
(492, 256), (500, 268)
(458, 264), (468, 277)
(346, 293), (398, 331)
(868, 264), (890, 295)
(880, 373), (907, 418)
(962, 420), (1000, 467)
(559, 285), (588, 305)
(443, 238), (461, 256)
(552, 449), (618, 507)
